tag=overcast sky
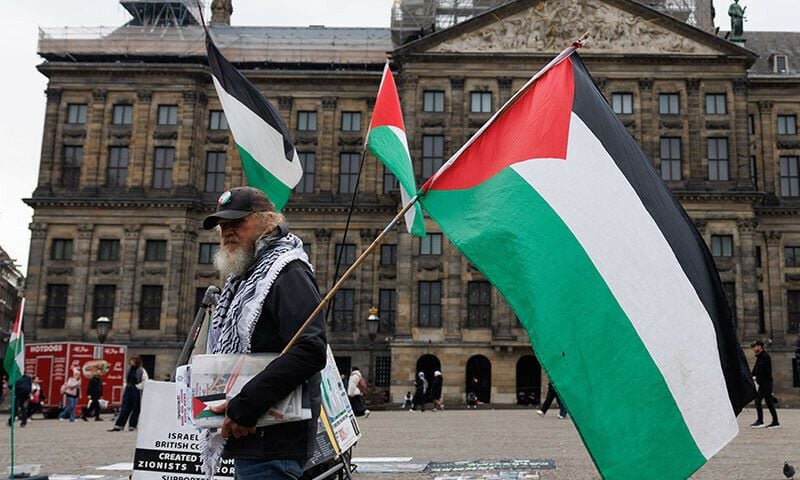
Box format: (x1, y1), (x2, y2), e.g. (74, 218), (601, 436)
(0, 0), (794, 275)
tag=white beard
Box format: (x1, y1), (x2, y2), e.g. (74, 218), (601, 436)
(213, 243), (254, 278)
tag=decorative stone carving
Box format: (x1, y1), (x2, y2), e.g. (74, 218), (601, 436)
(96, 265), (120, 275)
(337, 135), (363, 146)
(786, 273), (800, 283)
(757, 100), (773, 113)
(137, 90), (152, 102)
(170, 224), (197, 238)
(206, 134), (230, 145)
(622, 118), (636, 128)
(366, 97), (377, 109)
(124, 224), (141, 239)
(294, 132), (318, 145)
(109, 127), (131, 140)
(733, 77), (747, 93)
(314, 228), (332, 240)
(198, 270), (219, 279)
(77, 224), (94, 239)
(736, 218), (758, 232)
(359, 228), (379, 242)
(497, 76), (513, 90)
(153, 128), (178, 140)
(705, 120), (730, 130)
(278, 96), (293, 110)
(777, 140), (800, 150)
(63, 127), (87, 140)
(638, 79), (653, 91)
(145, 266), (167, 275)
(429, 0), (718, 55)
(421, 118), (446, 128)
(29, 222), (48, 238)
(322, 97), (337, 110)
(660, 119), (683, 129)
(92, 88), (107, 101)
(45, 87), (62, 103)
(594, 77), (608, 90)
(418, 257), (443, 272)
(449, 77), (465, 89)
(47, 266), (73, 276)
(685, 78), (701, 93)
(396, 73), (418, 90)
(694, 219), (707, 233)
(468, 118), (488, 128)
(183, 91), (199, 103)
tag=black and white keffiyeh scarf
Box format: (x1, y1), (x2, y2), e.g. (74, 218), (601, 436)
(200, 229), (311, 478)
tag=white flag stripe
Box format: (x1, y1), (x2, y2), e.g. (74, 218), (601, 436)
(512, 113), (737, 458)
(212, 77), (302, 187)
(385, 125), (419, 233)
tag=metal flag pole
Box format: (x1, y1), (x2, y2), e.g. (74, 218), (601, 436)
(10, 373), (15, 480)
(282, 195), (419, 354)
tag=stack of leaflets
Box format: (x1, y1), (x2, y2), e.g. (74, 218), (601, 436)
(176, 353), (310, 429)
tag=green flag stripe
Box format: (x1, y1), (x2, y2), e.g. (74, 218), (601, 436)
(238, 144), (293, 212)
(421, 167), (705, 480)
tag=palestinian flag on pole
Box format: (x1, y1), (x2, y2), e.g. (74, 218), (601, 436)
(206, 34), (302, 211)
(3, 298), (25, 383)
(366, 62), (425, 236)
(419, 53), (755, 479)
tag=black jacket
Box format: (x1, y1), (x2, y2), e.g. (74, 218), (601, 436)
(223, 242), (327, 464)
(430, 376), (443, 400)
(87, 376), (103, 398)
(752, 350), (773, 388)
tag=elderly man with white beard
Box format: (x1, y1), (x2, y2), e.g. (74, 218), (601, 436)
(200, 186), (327, 480)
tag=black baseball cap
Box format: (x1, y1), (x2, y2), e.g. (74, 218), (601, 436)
(751, 340), (764, 348)
(202, 187), (274, 230)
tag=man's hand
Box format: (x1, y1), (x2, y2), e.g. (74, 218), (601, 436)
(209, 401), (256, 440)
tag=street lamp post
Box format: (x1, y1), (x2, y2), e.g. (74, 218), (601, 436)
(96, 316), (111, 344)
(366, 306), (379, 384)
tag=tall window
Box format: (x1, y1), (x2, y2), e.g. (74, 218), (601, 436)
(611, 93), (633, 114)
(208, 110), (228, 130)
(341, 112), (361, 132)
(383, 167), (399, 193)
(97, 239), (120, 261)
(422, 135), (444, 179)
(380, 244), (397, 266)
(711, 235), (733, 257)
(757, 290), (766, 334)
(199, 243), (219, 264)
(145, 240), (167, 261)
(778, 115), (797, 135)
(44, 284), (69, 328)
(139, 285), (163, 330)
(786, 246), (800, 267)
(338, 153), (360, 193)
(660, 137), (681, 181)
(750, 156), (757, 185)
(295, 152), (315, 193)
(334, 243), (356, 268)
(107, 146), (129, 187)
(66, 104), (88, 124)
(157, 105), (178, 125)
(205, 151), (226, 193)
(374, 356), (391, 388)
(774, 55), (788, 73)
(705, 93), (727, 114)
(420, 233), (442, 256)
(331, 288), (355, 332)
(658, 93), (679, 115)
(92, 285), (116, 326)
(418, 281), (442, 327)
(112, 104), (133, 125)
(470, 91), (492, 113)
(707, 138), (729, 181)
(297, 111), (317, 132)
(748, 114), (755, 135)
(379, 289), (397, 333)
(423, 90), (444, 113)
(788, 290), (800, 333)
(62, 145), (83, 189)
(467, 281), (492, 328)
(51, 239), (73, 260)
(153, 147), (174, 189)
(780, 156), (800, 197)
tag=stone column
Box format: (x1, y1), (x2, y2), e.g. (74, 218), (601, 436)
(685, 79), (702, 182)
(444, 248), (462, 341)
(394, 226), (413, 339)
(358, 228), (379, 341)
(757, 101), (776, 196)
(314, 228), (332, 292)
(320, 97), (337, 194)
(71, 224), (94, 336)
(497, 76), (513, 104)
(167, 224), (195, 338)
(176, 91), (201, 194)
(764, 231), (783, 339)
(737, 218), (759, 337)
(397, 73), (418, 173)
(25, 222), (49, 338)
(449, 77), (466, 151)
(130, 90), (153, 192)
(638, 79), (655, 160)
(34, 88), (62, 196)
(732, 78), (751, 188)
(80, 89), (107, 192)
(118, 224), (142, 337)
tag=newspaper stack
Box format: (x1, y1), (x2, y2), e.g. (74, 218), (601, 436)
(176, 353), (310, 429)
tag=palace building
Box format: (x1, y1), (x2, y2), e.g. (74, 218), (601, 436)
(24, 0), (800, 405)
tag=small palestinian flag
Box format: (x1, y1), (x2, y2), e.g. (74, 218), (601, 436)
(420, 53), (755, 479)
(206, 34), (302, 211)
(3, 299), (24, 383)
(366, 62), (426, 236)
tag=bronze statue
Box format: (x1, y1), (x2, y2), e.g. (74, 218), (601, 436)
(728, 0), (746, 40)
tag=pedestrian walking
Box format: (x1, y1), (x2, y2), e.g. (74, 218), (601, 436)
(109, 356), (148, 431)
(537, 382), (567, 419)
(466, 376), (480, 409)
(7, 371), (32, 427)
(431, 370), (444, 411)
(750, 340), (780, 429)
(58, 367), (81, 422)
(26, 376), (44, 419)
(411, 372), (427, 412)
(81, 370), (104, 421)
(347, 367), (370, 417)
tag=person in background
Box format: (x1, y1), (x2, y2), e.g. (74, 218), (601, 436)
(401, 391), (413, 409)
(8, 371), (32, 427)
(58, 368), (81, 422)
(411, 372), (428, 412)
(347, 366), (369, 417)
(82, 370), (104, 421)
(27, 376), (44, 419)
(430, 370), (444, 411)
(750, 340), (779, 429)
(537, 381), (567, 419)
(109, 356), (148, 431)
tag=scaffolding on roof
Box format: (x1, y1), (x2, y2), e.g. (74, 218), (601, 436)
(120, 0), (205, 27)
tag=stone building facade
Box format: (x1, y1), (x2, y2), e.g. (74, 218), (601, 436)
(25, 0), (800, 404)
(0, 246), (24, 362)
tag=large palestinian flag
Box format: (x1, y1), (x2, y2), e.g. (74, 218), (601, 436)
(366, 62), (426, 237)
(419, 54), (755, 479)
(206, 35), (302, 211)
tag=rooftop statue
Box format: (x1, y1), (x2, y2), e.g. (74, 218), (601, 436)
(729, 0), (746, 41)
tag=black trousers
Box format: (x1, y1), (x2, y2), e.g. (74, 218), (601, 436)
(82, 395), (102, 419)
(8, 396), (28, 425)
(754, 385), (778, 423)
(115, 385), (141, 428)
